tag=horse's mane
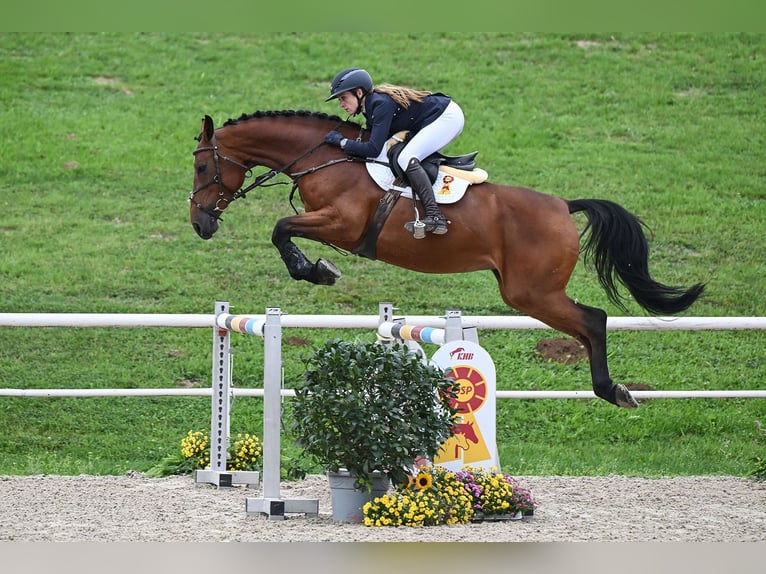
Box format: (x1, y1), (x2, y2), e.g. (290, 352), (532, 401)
(223, 109), (359, 130)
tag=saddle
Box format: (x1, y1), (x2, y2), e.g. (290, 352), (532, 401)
(352, 132), (488, 261)
(386, 131), (481, 185)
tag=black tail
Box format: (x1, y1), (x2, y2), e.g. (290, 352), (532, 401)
(568, 198), (705, 315)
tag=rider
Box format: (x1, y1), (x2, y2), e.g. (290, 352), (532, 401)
(323, 68), (464, 235)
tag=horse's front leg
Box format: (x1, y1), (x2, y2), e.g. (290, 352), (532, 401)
(271, 215), (342, 286)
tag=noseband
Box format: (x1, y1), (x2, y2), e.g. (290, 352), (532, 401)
(189, 120), (350, 221)
(189, 133), (281, 221)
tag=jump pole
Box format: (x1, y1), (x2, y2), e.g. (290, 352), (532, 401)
(210, 303), (318, 519)
(377, 302), (479, 347)
(194, 301), (261, 489)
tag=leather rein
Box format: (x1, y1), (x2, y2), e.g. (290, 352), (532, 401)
(189, 124), (353, 220)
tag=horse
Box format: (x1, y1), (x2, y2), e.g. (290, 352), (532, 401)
(449, 421), (480, 459)
(189, 110), (705, 409)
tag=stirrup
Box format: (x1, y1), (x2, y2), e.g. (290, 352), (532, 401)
(423, 215), (449, 235)
(404, 219), (427, 239)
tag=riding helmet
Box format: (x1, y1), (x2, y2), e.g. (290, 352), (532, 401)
(326, 68), (373, 101)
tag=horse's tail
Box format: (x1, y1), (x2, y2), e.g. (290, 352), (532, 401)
(567, 198), (705, 315)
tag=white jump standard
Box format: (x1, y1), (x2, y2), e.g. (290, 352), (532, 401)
(194, 301), (318, 519)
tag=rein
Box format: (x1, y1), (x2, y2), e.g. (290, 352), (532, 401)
(287, 157), (358, 214)
(189, 118), (366, 258)
(189, 123), (346, 220)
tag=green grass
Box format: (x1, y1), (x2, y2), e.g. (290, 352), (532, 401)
(0, 33), (764, 478)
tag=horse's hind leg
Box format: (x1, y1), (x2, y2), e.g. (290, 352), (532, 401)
(566, 299), (638, 408)
(500, 280), (637, 408)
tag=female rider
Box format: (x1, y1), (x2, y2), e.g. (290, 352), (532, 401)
(323, 68), (464, 235)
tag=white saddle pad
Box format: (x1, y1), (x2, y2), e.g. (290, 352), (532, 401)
(364, 148), (469, 205)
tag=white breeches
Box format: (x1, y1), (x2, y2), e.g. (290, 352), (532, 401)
(396, 100), (465, 171)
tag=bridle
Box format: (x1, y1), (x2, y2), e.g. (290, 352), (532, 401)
(189, 132), (283, 221)
(188, 119), (360, 220)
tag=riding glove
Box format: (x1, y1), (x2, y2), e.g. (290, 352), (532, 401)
(324, 131), (345, 147)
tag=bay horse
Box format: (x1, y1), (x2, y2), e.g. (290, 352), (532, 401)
(189, 110), (704, 409)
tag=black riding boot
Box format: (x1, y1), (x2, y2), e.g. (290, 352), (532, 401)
(405, 158), (449, 235)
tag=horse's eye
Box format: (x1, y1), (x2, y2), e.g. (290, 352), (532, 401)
(197, 164), (207, 174)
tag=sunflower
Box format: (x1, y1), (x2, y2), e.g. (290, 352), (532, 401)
(415, 471), (433, 490)
(398, 475), (415, 490)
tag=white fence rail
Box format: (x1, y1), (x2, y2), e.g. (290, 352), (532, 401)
(4, 387), (765, 399)
(1, 310), (764, 400)
(2, 312), (765, 330)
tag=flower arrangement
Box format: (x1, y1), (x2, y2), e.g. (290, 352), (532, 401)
(363, 465), (474, 526)
(179, 430), (210, 470)
(457, 466), (536, 518)
(363, 465), (536, 527)
(146, 429), (262, 477)
(290, 339), (458, 491)
(227, 432), (263, 471)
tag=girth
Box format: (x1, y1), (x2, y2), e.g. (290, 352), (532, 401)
(352, 133), (481, 260)
(352, 188), (401, 261)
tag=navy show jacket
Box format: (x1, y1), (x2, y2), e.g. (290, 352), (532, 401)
(343, 91), (452, 158)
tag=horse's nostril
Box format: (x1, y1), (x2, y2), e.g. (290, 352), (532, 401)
(191, 219), (216, 240)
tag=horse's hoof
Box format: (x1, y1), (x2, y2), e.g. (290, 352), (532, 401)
(314, 258), (342, 285)
(614, 384), (639, 408)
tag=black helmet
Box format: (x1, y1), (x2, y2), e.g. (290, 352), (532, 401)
(326, 68), (373, 101)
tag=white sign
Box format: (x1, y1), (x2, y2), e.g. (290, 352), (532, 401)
(430, 340), (499, 471)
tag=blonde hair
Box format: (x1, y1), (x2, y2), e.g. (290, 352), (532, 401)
(373, 83), (431, 108)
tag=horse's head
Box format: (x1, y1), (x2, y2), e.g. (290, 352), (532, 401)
(453, 421), (479, 444)
(189, 115), (251, 239)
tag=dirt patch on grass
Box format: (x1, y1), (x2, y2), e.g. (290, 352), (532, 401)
(535, 337), (588, 365)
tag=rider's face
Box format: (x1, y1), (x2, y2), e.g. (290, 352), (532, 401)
(337, 89), (363, 115)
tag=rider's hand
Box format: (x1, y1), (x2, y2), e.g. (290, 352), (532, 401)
(324, 130), (345, 147)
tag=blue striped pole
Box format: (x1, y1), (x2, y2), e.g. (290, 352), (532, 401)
(378, 321), (446, 346)
(216, 313), (266, 337)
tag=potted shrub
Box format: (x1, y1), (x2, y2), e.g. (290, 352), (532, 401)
(290, 338), (458, 522)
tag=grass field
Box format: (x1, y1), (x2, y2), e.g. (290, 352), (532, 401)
(0, 33), (764, 477)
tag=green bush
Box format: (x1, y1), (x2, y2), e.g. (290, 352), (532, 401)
(290, 339), (458, 490)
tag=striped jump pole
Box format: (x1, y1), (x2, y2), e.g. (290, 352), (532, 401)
(204, 302), (317, 519)
(216, 312), (266, 336)
(378, 321), (447, 346)
(377, 303), (478, 346)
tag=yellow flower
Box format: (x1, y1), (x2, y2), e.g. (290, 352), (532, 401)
(363, 465), (530, 527)
(415, 472), (433, 490)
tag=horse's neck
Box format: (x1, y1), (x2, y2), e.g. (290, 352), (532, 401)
(221, 120), (328, 170)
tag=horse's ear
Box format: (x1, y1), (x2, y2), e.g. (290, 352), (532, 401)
(201, 115), (215, 141)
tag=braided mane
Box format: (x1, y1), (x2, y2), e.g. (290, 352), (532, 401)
(223, 109), (357, 129)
